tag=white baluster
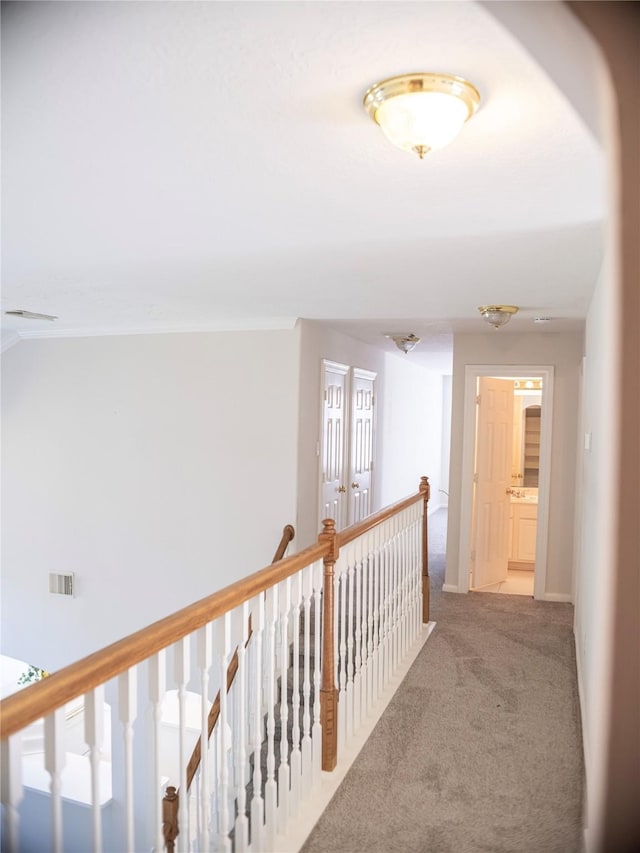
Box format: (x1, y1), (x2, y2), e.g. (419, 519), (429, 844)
(277, 576), (291, 833)
(301, 565), (312, 799)
(216, 613), (231, 851)
(197, 624), (212, 851)
(312, 560), (322, 785)
(372, 524), (382, 705)
(290, 571), (302, 816)
(118, 668), (137, 853)
(384, 521), (392, 688)
(85, 685), (104, 852)
(264, 584), (278, 849)
(416, 504), (423, 633)
(234, 603), (249, 852)
(405, 517), (414, 647)
(149, 651), (166, 853)
(1, 732), (24, 853)
(250, 593), (265, 851)
(338, 561), (348, 746)
(192, 771), (201, 852)
(392, 517), (400, 675)
(44, 707), (65, 853)
(173, 637), (190, 851)
(366, 540), (375, 713)
(345, 550), (355, 740)
(354, 536), (364, 731)
(405, 513), (413, 645)
(399, 522), (407, 661)
(400, 514), (407, 661)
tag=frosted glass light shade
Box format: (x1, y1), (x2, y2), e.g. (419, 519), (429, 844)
(376, 91), (470, 153)
(364, 73), (480, 158)
(478, 305), (519, 328)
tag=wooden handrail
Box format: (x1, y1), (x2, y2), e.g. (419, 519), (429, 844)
(1, 479), (430, 853)
(183, 524), (295, 793)
(1, 479), (429, 741)
(337, 489), (424, 548)
(164, 525), (295, 851)
(1, 534), (318, 739)
(272, 523), (296, 563)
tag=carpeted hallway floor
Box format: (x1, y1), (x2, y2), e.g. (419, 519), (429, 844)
(301, 508), (584, 853)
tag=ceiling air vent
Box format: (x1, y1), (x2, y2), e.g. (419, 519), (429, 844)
(5, 310), (58, 321)
(49, 572), (74, 597)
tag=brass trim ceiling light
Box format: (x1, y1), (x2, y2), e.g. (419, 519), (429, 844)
(478, 305), (519, 329)
(363, 72), (480, 159)
(386, 333), (420, 354)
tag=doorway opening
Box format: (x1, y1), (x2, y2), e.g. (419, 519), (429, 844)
(458, 365), (554, 600)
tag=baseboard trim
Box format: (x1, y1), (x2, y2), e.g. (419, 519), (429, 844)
(442, 583), (460, 594)
(543, 592), (573, 603)
(427, 502), (445, 517)
(574, 629), (591, 852)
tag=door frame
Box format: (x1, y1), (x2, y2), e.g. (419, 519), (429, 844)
(458, 364), (555, 600)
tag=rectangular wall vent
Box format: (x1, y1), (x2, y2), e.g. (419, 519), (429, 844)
(49, 572), (74, 597)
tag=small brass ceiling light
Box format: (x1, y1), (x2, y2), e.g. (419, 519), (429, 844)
(363, 72), (480, 159)
(386, 333), (420, 354)
(478, 305), (519, 329)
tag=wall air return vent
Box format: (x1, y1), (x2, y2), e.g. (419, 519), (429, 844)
(49, 572), (75, 597)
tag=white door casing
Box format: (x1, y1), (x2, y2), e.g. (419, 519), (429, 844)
(472, 377), (514, 589)
(348, 369), (376, 525)
(319, 360), (349, 530)
(458, 365), (555, 600)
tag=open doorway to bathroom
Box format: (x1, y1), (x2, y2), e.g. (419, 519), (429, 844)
(458, 365), (554, 600)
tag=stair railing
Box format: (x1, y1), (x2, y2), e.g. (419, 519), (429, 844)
(0, 477), (430, 853)
(161, 524), (296, 851)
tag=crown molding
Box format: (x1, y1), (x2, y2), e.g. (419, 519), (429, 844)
(1, 318), (300, 344)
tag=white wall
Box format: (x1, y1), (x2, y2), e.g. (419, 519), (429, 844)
(296, 321), (445, 549)
(1, 330), (300, 670)
(440, 375), (452, 507)
(445, 332), (583, 598)
(573, 256), (618, 844)
(377, 354), (445, 512)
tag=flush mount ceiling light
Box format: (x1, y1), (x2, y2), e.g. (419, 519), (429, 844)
(478, 305), (519, 329)
(363, 72), (480, 159)
(386, 333), (420, 354)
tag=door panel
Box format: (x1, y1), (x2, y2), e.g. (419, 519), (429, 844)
(320, 361), (349, 529)
(348, 370), (376, 525)
(473, 377), (513, 588)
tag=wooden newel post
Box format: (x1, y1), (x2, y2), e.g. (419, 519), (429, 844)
(319, 518), (339, 771)
(162, 786), (179, 852)
(420, 476), (431, 624)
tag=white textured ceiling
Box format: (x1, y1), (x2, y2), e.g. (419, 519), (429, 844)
(1, 1), (606, 369)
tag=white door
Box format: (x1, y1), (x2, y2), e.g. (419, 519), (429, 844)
(348, 369), (376, 525)
(472, 377), (514, 588)
(319, 361), (349, 529)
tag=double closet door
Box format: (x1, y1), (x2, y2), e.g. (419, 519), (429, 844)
(319, 360), (377, 531)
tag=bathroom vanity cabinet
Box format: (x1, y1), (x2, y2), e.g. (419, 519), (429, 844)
(509, 499), (538, 569)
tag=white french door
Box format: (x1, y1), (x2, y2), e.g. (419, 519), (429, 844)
(319, 361), (377, 531)
(348, 369), (376, 524)
(320, 361), (349, 529)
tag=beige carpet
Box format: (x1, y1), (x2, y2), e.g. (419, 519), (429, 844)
(301, 508), (583, 853)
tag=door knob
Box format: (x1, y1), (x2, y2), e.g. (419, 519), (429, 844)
(337, 485), (346, 493)
(351, 482), (360, 489)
